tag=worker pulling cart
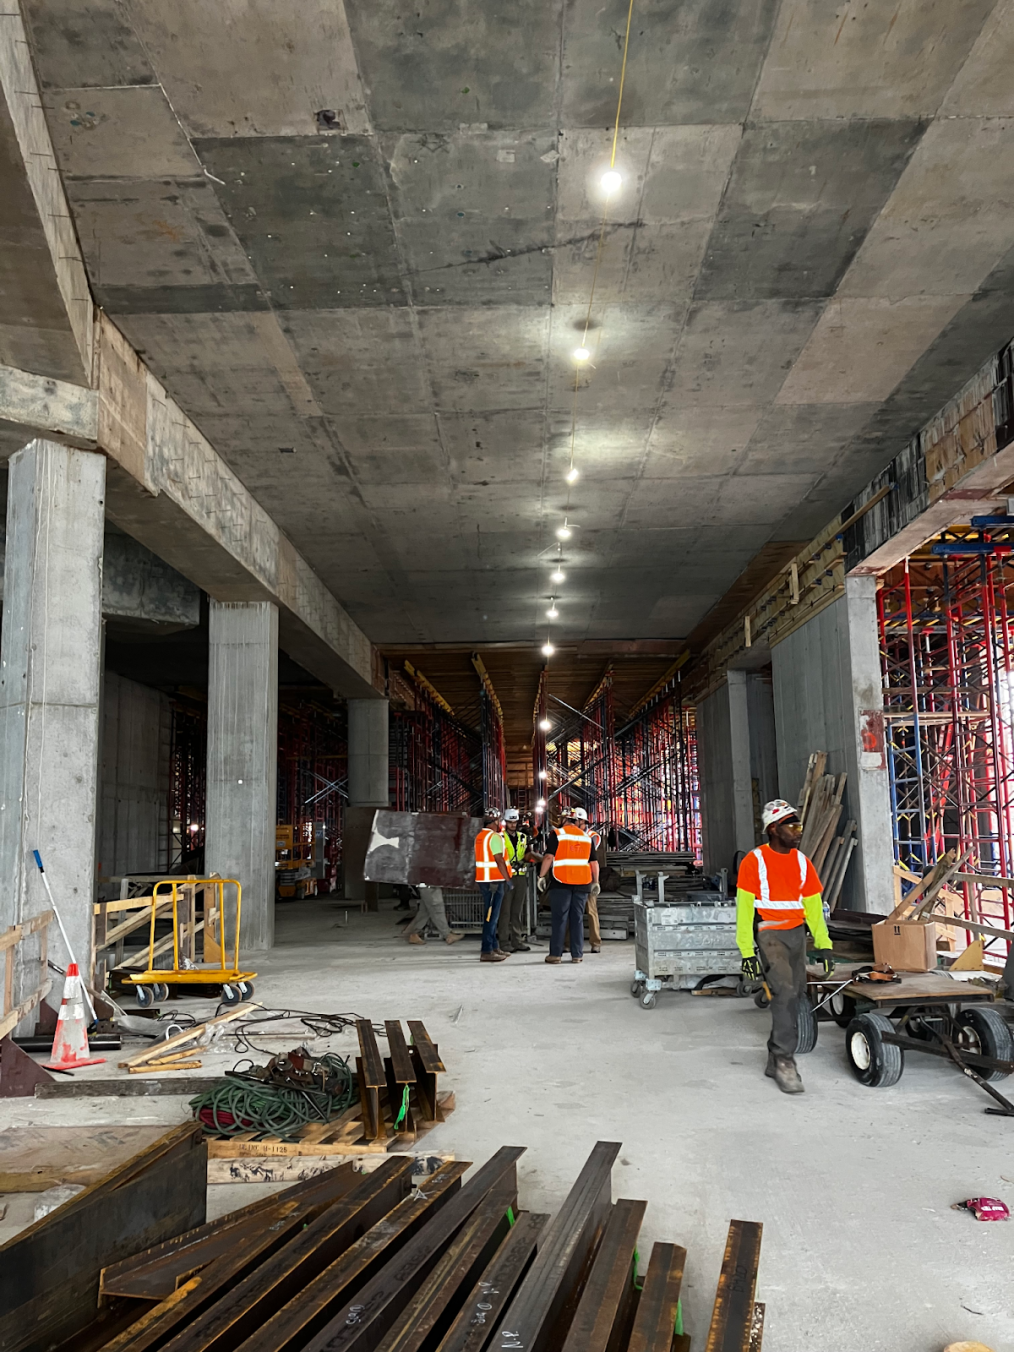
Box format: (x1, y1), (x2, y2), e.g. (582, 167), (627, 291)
(127, 877), (256, 1007)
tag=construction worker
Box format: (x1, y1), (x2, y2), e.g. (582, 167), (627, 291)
(403, 884), (465, 947)
(537, 807), (598, 964)
(737, 799), (834, 1095)
(497, 808), (531, 953)
(475, 807), (512, 963)
(585, 817), (605, 953)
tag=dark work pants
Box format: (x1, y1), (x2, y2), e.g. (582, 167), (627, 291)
(479, 881), (505, 953)
(497, 874), (528, 949)
(757, 926), (807, 1059)
(550, 885), (588, 959)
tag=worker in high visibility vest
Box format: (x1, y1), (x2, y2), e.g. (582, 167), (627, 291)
(497, 808), (531, 953)
(537, 808), (598, 964)
(737, 799), (834, 1095)
(475, 807), (512, 963)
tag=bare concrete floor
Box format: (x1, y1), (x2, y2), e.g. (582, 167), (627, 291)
(3, 897), (1013, 1352)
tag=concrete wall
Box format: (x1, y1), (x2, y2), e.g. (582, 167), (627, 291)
(698, 683), (734, 879)
(699, 670), (779, 880)
(771, 577), (894, 912)
(97, 672), (170, 883)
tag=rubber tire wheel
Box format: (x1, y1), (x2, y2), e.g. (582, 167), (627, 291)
(829, 990), (857, 1029)
(754, 989), (770, 1010)
(955, 1006), (1014, 1081)
(641, 992), (657, 1009)
(630, 980), (644, 998)
(154, 982), (170, 1003)
(796, 997), (818, 1054)
(135, 984), (154, 1008)
(846, 1012), (904, 1087)
(237, 980), (255, 1000)
(220, 983), (242, 1007)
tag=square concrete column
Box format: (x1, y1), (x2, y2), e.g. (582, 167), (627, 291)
(345, 698), (389, 904)
(204, 601), (278, 951)
(0, 440), (105, 1002)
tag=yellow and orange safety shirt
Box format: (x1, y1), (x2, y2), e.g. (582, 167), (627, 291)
(475, 828), (511, 884)
(735, 844), (830, 957)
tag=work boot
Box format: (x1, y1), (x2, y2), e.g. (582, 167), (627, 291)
(480, 951), (507, 963)
(773, 1057), (804, 1094)
(445, 932), (464, 944)
(764, 1051), (777, 1079)
(590, 944), (601, 953)
(511, 942), (531, 952)
(493, 948), (511, 958)
(571, 956), (583, 964)
(406, 933), (425, 945)
(545, 955), (562, 965)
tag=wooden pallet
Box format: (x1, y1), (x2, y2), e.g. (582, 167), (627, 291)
(205, 1089), (456, 1160)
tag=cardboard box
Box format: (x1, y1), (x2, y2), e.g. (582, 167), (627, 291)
(871, 919), (938, 972)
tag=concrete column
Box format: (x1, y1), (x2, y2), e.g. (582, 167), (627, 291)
(0, 440), (105, 1003)
(204, 601), (278, 951)
(726, 671), (756, 858)
(344, 699), (389, 904)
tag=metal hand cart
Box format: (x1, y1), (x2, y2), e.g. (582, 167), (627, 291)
(630, 893), (743, 1008)
(126, 877), (256, 1007)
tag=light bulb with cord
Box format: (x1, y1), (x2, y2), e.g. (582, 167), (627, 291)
(546, 602), (559, 618)
(566, 466), (579, 483)
(556, 525), (571, 540)
(541, 641), (554, 656)
(536, 797), (546, 809)
(539, 717), (551, 731)
(551, 567), (565, 583)
(573, 346), (590, 362)
(601, 169), (622, 196)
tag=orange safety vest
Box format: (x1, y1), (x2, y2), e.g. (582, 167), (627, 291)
(550, 823), (593, 886)
(750, 846), (808, 931)
(475, 828), (511, 883)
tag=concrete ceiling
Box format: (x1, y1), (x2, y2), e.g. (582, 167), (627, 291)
(21, 0), (1014, 656)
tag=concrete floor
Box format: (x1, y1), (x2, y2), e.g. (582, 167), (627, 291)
(3, 897), (1013, 1352)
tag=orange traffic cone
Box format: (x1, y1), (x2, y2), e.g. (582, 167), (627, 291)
(44, 963), (105, 1070)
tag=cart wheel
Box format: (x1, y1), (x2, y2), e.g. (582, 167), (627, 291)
(753, 989), (770, 1010)
(134, 984), (154, 1008)
(219, 983), (242, 1007)
(237, 981), (255, 1001)
(846, 1012), (904, 1087)
(630, 980), (643, 998)
(796, 997), (818, 1054)
(154, 982), (170, 1003)
(955, 1007), (1014, 1081)
(828, 990), (857, 1029)
(640, 992), (657, 1010)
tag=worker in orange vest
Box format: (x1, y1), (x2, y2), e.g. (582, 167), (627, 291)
(537, 807), (598, 965)
(737, 799), (834, 1095)
(475, 807), (512, 963)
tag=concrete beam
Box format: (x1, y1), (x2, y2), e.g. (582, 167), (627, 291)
(0, 363), (98, 448)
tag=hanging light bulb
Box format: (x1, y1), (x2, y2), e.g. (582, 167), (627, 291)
(539, 717), (551, 731)
(551, 567), (565, 583)
(546, 603), (559, 618)
(556, 525), (571, 540)
(566, 466), (579, 483)
(536, 797), (547, 809)
(541, 641), (554, 656)
(601, 169), (622, 196)
(538, 769), (547, 780)
(573, 346), (591, 362)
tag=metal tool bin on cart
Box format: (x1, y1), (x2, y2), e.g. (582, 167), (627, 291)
(630, 879), (742, 1009)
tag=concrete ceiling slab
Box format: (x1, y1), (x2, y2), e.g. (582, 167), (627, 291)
(736, 402), (879, 475)
(752, 0), (997, 120)
(667, 300), (821, 408)
(43, 86), (201, 179)
(23, 0), (154, 89)
(123, 0), (371, 137)
(942, 1), (1014, 116)
(645, 405), (764, 477)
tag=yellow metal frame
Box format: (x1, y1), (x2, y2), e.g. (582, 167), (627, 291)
(127, 878), (256, 988)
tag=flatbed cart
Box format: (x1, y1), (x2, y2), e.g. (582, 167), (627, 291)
(807, 967), (1014, 1114)
(126, 877), (256, 1007)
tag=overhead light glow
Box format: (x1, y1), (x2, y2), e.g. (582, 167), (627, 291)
(546, 605), (559, 618)
(601, 169), (622, 196)
(556, 526), (571, 540)
(536, 798), (547, 809)
(566, 466), (579, 483)
(573, 346), (591, 362)
(538, 769), (547, 780)
(539, 718), (551, 731)
(541, 642), (555, 656)
(551, 568), (565, 583)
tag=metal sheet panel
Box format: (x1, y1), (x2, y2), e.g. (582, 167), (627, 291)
(364, 811), (481, 887)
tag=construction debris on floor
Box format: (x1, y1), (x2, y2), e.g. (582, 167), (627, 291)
(2, 1126), (765, 1352)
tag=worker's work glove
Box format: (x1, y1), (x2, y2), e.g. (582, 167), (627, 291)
(537, 875), (549, 894)
(589, 882), (601, 897)
(741, 954), (762, 980)
(809, 949), (835, 977)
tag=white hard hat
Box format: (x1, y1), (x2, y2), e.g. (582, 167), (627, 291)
(762, 799), (798, 830)
(484, 806), (502, 820)
(504, 808), (519, 821)
(569, 807), (589, 822)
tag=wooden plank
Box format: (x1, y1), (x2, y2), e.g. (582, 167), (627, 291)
(492, 1141), (620, 1352)
(927, 912), (1014, 942)
(627, 1242), (687, 1352)
(300, 1146), (526, 1352)
(407, 1020), (446, 1073)
(207, 1152), (455, 1185)
(0, 911), (52, 954)
(561, 1199), (646, 1352)
(128, 1060), (202, 1073)
(92, 895), (157, 916)
(0, 1125), (206, 1352)
(434, 1211), (548, 1352)
(154, 1156), (417, 1352)
(704, 1220), (763, 1352)
(232, 1160), (469, 1352)
(373, 1173), (518, 1352)
(36, 1076), (224, 1098)
(119, 1003), (255, 1067)
(101, 1163), (360, 1298)
(0, 980), (52, 1042)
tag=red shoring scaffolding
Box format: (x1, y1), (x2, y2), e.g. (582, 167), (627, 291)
(879, 537), (1014, 942)
(389, 674), (483, 816)
(276, 698), (347, 888)
(168, 699), (206, 872)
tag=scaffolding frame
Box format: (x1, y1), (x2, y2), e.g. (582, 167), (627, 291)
(879, 536), (1014, 937)
(167, 699), (206, 873)
(276, 697), (347, 884)
(390, 672), (483, 816)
